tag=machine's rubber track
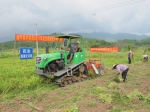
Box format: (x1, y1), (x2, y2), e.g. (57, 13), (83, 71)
(55, 63), (89, 87)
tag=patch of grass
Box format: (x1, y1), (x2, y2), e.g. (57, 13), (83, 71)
(63, 104), (79, 112)
(93, 86), (107, 95)
(24, 102), (41, 111)
(9, 103), (20, 109)
(71, 96), (81, 102)
(125, 89), (144, 101)
(147, 87), (150, 92)
(107, 106), (122, 112)
(147, 72), (150, 76)
(0, 53), (10, 58)
(112, 91), (130, 105)
(108, 82), (117, 89)
(58, 90), (66, 96)
(87, 101), (97, 107)
(99, 93), (112, 104)
(144, 94), (150, 104)
(113, 76), (123, 83)
(107, 106), (135, 112)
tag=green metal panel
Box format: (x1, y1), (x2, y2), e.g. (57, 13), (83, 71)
(70, 52), (86, 64)
(36, 53), (64, 68)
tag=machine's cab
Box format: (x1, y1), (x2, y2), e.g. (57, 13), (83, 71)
(54, 34), (85, 65)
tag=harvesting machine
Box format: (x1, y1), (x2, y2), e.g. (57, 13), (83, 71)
(34, 34), (104, 86)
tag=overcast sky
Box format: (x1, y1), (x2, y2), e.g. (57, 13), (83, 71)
(0, 0), (150, 40)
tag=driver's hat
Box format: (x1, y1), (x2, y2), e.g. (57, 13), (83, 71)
(76, 40), (80, 44)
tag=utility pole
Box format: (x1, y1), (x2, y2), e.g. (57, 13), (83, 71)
(35, 23), (38, 56)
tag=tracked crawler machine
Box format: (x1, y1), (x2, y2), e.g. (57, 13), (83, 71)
(35, 34), (104, 86)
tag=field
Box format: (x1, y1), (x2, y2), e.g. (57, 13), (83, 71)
(0, 48), (150, 112)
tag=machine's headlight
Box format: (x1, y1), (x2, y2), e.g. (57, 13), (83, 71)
(44, 56), (48, 60)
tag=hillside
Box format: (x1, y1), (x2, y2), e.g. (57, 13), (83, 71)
(1, 36), (150, 51)
(0, 37), (115, 50)
(1, 32), (150, 43)
(79, 32), (150, 42)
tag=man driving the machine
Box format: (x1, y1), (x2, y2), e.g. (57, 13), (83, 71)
(67, 40), (80, 64)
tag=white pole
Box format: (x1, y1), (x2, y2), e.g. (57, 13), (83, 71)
(35, 23), (38, 56)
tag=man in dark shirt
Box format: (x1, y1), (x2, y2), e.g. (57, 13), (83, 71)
(128, 50), (133, 64)
(67, 40), (80, 63)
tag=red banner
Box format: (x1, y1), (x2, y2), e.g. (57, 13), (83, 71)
(90, 47), (118, 52)
(15, 34), (63, 42)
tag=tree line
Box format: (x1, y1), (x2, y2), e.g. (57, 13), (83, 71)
(0, 36), (150, 51)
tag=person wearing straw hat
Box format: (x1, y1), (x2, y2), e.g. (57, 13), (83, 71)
(128, 50), (133, 64)
(67, 40), (80, 64)
(142, 54), (148, 62)
(112, 64), (129, 82)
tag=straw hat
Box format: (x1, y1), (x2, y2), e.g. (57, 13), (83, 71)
(76, 40), (80, 44)
(112, 64), (117, 69)
(129, 50), (132, 53)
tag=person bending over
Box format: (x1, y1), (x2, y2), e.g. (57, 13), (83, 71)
(142, 54), (148, 62)
(112, 64), (129, 82)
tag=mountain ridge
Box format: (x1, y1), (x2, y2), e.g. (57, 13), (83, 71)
(78, 32), (150, 42)
(0, 32), (150, 43)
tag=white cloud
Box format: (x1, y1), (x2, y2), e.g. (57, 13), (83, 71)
(0, 0), (150, 40)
